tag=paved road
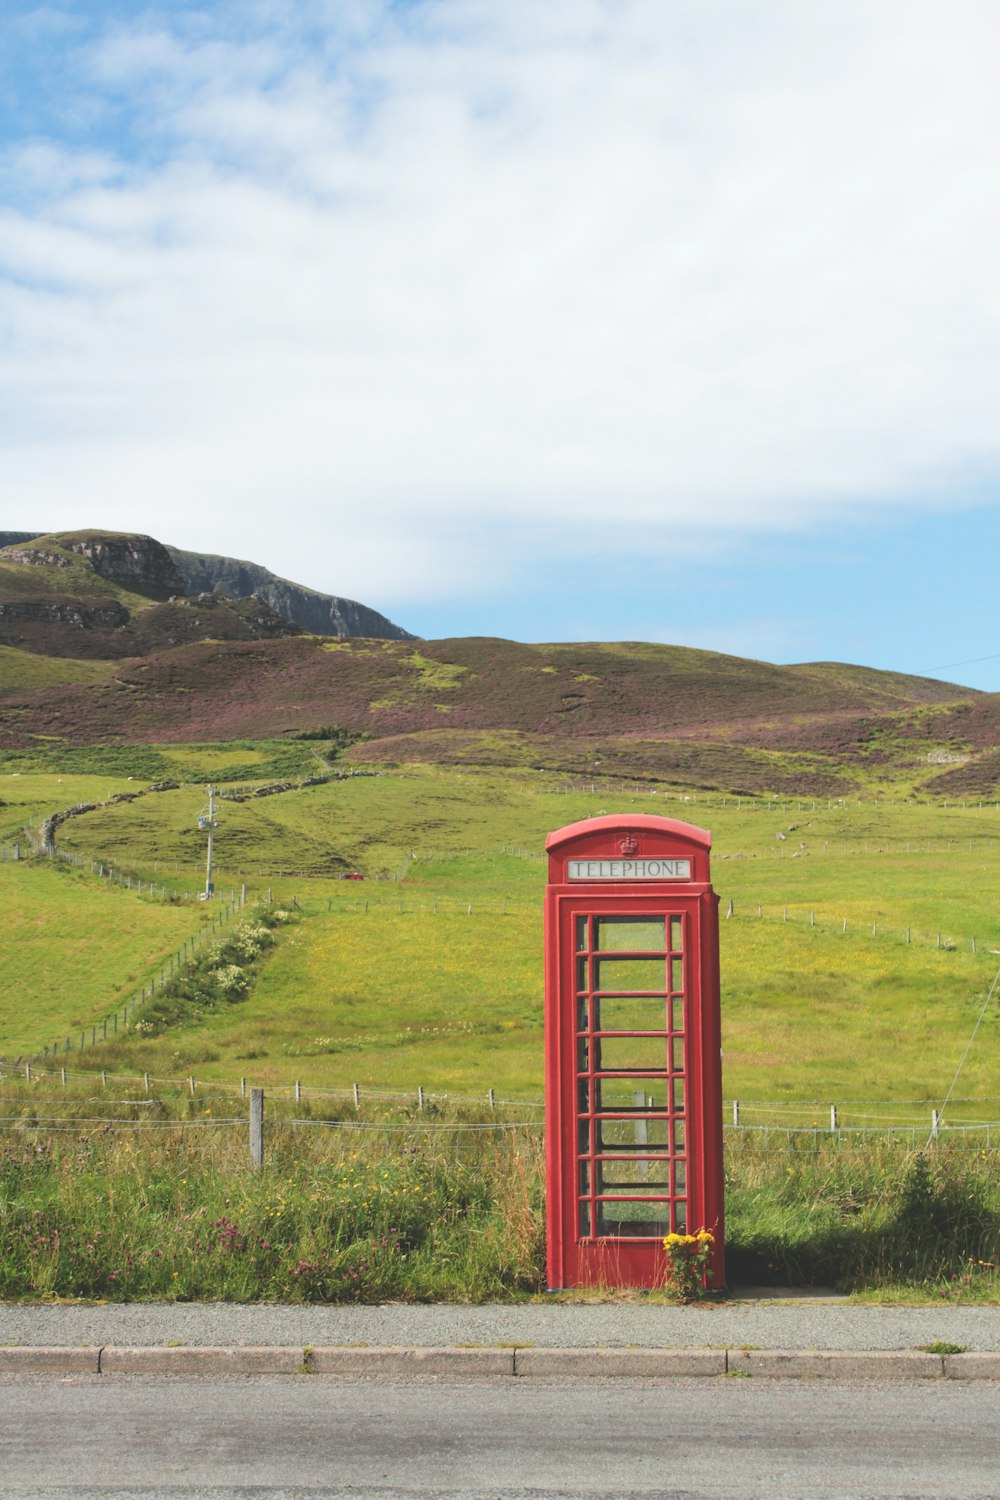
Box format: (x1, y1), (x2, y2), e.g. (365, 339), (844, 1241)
(3, 1299), (1000, 1350)
(1, 1373), (998, 1499)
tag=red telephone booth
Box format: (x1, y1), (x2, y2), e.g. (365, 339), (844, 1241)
(544, 815), (725, 1291)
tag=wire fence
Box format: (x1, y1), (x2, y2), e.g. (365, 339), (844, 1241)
(1, 1061), (998, 1147)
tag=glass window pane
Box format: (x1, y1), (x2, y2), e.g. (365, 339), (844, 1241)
(597, 1158), (671, 1189)
(672, 1035), (685, 1071)
(575, 917), (589, 952)
(576, 994), (589, 1029)
(670, 916), (683, 952)
(578, 1161), (591, 1195)
(670, 956), (683, 992)
(578, 1118), (592, 1153)
(595, 1035), (669, 1073)
(579, 1200), (591, 1236)
(595, 918), (666, 951)
(673, 1119), (685, 1152)
(673, 1078), (685, 1113)
(596, 958), (668, 993)
(596, 1077), (669, 1112)
(576, 957), (589, 993)
(577, 1037), (590, 1071)
(674, 1160), (686, 1194)
(577, 1078), (592, 1113)
(594, 996), (669, 1033)
(674, 1201), (687, 1232)
(597, 1199), (671, 1237)
(597, 1117), (669, 1151)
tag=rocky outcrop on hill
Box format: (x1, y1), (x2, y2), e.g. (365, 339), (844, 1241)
(0, 598), (129, 642)
(46, 532), (186, 598)
(1, 530), (413, 640)
(167, 547), (414, 641)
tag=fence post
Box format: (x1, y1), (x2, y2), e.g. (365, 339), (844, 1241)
(732, 1099), (740, 1127)
(250, 1088), (264, 1170)
(353, 1082), (360, 1110)
(489, 1088), (496, 1111)
(726, 898), (733, 918)
(931, 1108), (940, 1139)
(241, 1076), (247, 1099)
(144, 1073), (150, 1092)
(61, 1068), (66, 1088)
(295, 1080), (302, 1103)
(189, 1075), (196, 1097)
(830, 1104), (838, 1132)
(417, 1086), (425, 1111)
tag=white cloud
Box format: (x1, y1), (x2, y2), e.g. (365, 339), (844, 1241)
(1, 0), (1000, 607)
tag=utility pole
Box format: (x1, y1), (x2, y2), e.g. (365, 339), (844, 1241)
(199, 785), (218, 898)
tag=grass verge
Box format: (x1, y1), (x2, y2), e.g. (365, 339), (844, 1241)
(0, 1094), (996, 1302)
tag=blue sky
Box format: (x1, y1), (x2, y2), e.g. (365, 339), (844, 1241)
(2, 2), (999, 689)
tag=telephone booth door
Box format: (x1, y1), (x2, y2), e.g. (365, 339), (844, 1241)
(544, 816), (724, 1291)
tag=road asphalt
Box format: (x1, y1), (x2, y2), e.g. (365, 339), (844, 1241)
(2, 1295), (999, 1378)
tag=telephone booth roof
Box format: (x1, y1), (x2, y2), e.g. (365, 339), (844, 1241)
(546, 814), (712, 884)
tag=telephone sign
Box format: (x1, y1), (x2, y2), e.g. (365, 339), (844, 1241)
(544, 815), (725, 1291)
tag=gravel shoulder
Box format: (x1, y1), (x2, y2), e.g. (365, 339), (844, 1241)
(1, 1298), (999, 1351)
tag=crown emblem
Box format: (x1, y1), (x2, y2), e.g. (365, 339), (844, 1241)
(617, 834), (639, 856)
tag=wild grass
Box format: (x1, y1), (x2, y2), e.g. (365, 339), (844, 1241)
(0, 646), (112, 694)
(0, 1086), (995, 1301)
(0, 1100), (545, 1303)
(0, 736), (341, 785)
(725, 1137), (1000, 1298)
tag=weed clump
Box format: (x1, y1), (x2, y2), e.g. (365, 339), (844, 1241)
(725, 1140), (1000, 1295)
(134, 909), (293, 1038)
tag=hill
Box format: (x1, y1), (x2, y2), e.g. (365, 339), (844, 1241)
(0, 529), (411, 648)
(2, 527), (995, 797)
(0, 617), (991, 794)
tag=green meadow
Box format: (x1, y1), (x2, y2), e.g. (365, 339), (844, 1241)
(1, 759), (997, 1126)
(1, 752), (999, 1300)
(0, 860), (210, 1054)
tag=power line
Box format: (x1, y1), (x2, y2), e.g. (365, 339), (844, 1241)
(917, 651), (1000, 674)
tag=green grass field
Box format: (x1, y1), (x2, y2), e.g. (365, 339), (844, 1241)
(2, 752), (999, 1301)
(0, 860), (210, 1053)
(1, 758), (996, 1128)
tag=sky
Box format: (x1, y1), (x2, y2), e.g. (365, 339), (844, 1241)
(1, 1), (999, 688)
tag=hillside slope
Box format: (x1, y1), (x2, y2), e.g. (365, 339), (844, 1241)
(1, 534), (992, 797)
(0, 631), (989, 795)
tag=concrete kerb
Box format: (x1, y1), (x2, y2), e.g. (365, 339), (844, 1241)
(1, 1346), (999, 1379)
